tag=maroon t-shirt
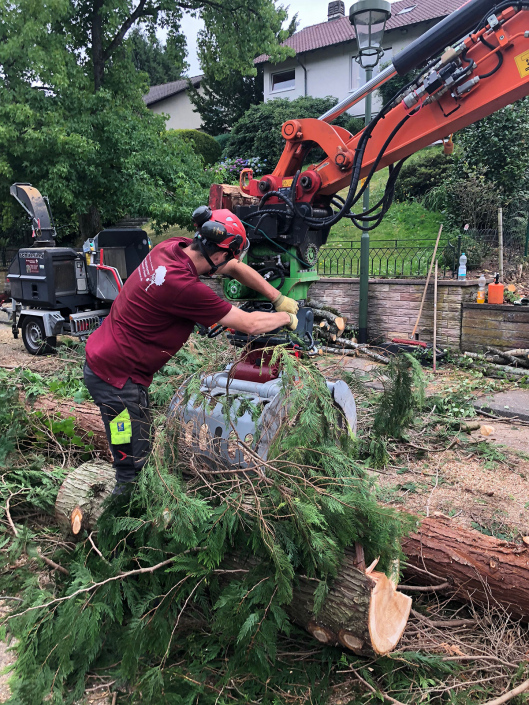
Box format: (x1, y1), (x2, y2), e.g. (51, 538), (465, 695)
(86, 237), (232, 388)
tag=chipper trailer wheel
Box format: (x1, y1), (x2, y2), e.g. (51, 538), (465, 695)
(21, 316), (56, 356)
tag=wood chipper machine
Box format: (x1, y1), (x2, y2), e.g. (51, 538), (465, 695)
(6, 183), (151, 354)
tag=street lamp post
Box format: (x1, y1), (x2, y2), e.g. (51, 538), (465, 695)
(349, 0), (391, 344)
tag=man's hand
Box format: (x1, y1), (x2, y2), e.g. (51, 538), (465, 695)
(272, 293), (299, 315)
(286, 313), (298, 331)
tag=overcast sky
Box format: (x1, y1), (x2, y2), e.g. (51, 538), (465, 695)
(181, 1), (338, 77)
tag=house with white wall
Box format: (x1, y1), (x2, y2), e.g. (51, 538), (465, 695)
(143, 75), (204, 130)
(255, 0), (467, 117)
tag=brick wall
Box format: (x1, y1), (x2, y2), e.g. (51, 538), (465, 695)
(461, 304), (529, 352)
(203, 275), (480, 350)
(309, 278), (478, 349)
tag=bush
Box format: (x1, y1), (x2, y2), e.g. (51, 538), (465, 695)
(395, 150), (454, 202)
(171, 129), (222, 166)
(207, 156), (268, 185)
(214, 133), (232, 154)
(224, 96), (354, 167)
(344, 116), (365, 136)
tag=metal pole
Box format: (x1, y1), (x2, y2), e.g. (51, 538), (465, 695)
(358, 66), (373, 345)
(525, 216), (529, 258)
(433, 260), (438, 373)
(318, 64), (396, 123)
(498, 207), (504, 281)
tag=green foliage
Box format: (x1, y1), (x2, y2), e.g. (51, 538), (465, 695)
(395, 150), (454, 202)
(127, 28), (188, 86)
(455, 97), (529, 198)
(377, 63), (415, 106)
(188, 69), (265, 136)
(0, 0), (294, 242)
(189, 14), (298, 136)
(372, 354), (425, 440)
(344, 115), (366, 136)
(3, 349), (414, 702)
(225, 96), (355, 166)
(171, 129), (222, 166)
(214, 133), (232, 152)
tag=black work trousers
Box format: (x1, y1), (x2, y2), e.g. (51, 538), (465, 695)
(83, 362), (152, 486)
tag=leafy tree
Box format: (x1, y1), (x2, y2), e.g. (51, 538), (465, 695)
(189, 14), (299, 136)
(188, 68), (265, 136)
(455, 97), (529, 198)
(224, 96), (355, 167)
(128, 28), (188, 85)
(0, 0), (295, 240)
(394, 150), (454, 202)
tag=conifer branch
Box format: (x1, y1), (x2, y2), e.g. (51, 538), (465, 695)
(6, 557), (176, 620)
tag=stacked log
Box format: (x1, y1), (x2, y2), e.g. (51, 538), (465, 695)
(307, 298), (389, 364)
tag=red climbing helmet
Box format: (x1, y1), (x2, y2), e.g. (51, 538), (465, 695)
(192, 206), (249, 261)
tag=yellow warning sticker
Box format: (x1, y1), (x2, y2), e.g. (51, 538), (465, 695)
(282, 178), (293, 187)
(515, 50), (529, 78)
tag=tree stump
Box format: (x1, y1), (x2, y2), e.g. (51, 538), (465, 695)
(55, 460), (115, 534)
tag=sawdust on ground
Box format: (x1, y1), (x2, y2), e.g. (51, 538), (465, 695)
(375, 423), (529, 537)
(0, 320), (70, 373)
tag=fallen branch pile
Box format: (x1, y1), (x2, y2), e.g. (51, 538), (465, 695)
(307, 298), (389, 364)
(462, 348), (529, 379)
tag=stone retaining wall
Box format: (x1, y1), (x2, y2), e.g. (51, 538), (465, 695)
(461, 303), (529, 352)
(309, 278), (479, 348)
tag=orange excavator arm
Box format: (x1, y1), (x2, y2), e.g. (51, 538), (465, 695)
(271, 5), (529, 198)
(209, 0), (529, 303)
(229, 3), (529, 207)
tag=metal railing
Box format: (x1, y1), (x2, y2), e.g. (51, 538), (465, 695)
(317, 238), (452, 278)
(317, 228), (527, 279)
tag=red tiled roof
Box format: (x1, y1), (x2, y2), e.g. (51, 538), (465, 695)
(143, 75), (203, 106)
(255, 0), (466, 64)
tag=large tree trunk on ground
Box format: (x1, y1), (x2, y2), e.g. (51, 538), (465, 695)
(26, 393), (111, 460)
(288, 554), (411, 656)
(402, 516), (529, 620)
(54, 461), (411, 655)
(55, 461), (115, 534)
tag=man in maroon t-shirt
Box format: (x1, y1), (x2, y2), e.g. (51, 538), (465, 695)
(84, 207), (299, 490)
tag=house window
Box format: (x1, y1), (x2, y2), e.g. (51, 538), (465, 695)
(271, 69), (295, 92)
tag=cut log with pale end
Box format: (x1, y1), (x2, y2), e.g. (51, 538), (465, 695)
(403, 516), (529, 620)
(311, 308), (345, 332)
(54, 462), (411, 654)
(55, 461), (115, 534)
(26, 393), (111, 460)
(289, 550), (411, 656)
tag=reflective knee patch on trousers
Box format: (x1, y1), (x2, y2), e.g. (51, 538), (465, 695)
(109, 408), (132, 445)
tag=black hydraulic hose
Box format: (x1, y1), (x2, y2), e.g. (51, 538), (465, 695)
(393, 0), (499, 75)
(256, 265), (286, 290)
(477, 34), (503, 78)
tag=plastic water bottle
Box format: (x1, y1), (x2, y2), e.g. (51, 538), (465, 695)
(477, 274), (486, 303)
(458, 252), (467, 280)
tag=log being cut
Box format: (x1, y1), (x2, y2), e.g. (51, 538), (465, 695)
(54, 461), (412, 655)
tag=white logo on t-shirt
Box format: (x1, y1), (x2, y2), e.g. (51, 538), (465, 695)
(146, 265), (167, 291)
